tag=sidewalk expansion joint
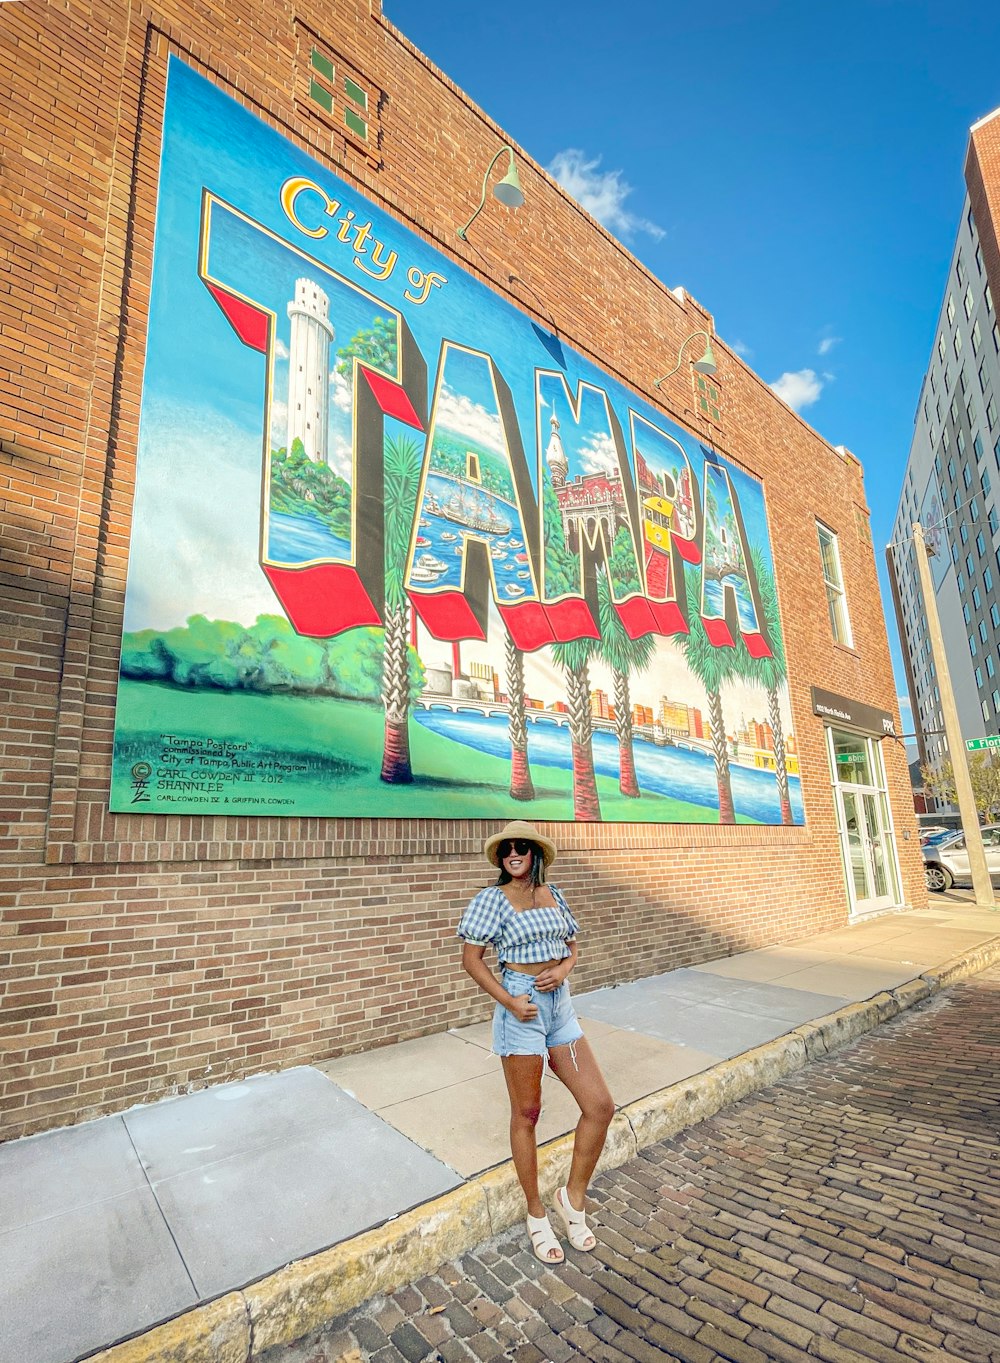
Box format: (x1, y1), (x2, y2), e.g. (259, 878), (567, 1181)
(82, 933), (1000, 1363)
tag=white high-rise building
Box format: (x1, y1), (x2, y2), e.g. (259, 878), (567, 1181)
(286, 278), (334, 462)
(888, 107), (1000, 810)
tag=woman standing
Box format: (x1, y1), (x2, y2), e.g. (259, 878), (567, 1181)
(458, 820), (615, 1265)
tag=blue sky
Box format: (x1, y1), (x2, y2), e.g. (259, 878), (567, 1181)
(384, 0), (1000, 734)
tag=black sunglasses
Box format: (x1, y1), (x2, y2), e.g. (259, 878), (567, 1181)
(499, 838), (535, 858)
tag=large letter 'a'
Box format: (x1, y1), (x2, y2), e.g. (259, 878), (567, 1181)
(700, 458), (771, 657)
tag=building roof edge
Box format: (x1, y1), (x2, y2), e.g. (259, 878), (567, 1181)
(970, 106), (1000, 134)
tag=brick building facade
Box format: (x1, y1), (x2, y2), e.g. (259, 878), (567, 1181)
(1, 0), (924, 1141)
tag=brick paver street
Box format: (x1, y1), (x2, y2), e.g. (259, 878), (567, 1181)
(263, 967), (1000, 1363)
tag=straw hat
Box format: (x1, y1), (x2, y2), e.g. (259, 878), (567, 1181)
(483, 820), (557, 870)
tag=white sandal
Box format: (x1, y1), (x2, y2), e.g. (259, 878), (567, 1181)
(526, 1211), (564, 1264)
(554, 1185), (596, 1251)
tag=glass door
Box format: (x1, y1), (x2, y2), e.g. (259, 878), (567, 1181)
(828, 728), (901, 915)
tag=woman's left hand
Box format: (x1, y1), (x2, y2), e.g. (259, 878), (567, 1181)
(533, 963), (569, 992)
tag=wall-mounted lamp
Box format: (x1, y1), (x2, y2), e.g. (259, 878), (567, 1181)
(653, 329), (717, 388)
(457, 145), (525, 241)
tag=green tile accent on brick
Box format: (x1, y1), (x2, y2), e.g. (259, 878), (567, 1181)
(309, 79), (333, 114)
(710, 405), (720, 421)
(697, 376), (706, 392)
(699, 396), (709, 413)
(344, 77), (367, 110)
(310, 48), (334, 81)
(344, 107), (368, 139)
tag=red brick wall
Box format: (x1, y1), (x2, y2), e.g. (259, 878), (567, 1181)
(0, 0), (925, 1140)
(967, 112), (1000, 330)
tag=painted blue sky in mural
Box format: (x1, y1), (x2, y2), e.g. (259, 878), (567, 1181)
(384, 0), (1000, 744)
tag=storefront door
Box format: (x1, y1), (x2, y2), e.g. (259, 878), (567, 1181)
(828, 727), (901, 915)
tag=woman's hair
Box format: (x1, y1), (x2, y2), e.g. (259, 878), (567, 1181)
(495, 842), (546, 887)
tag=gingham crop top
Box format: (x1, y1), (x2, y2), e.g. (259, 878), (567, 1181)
(457, 884), (580, 965)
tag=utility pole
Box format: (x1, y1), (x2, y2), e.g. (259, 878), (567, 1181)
(912, 522), (994, 905)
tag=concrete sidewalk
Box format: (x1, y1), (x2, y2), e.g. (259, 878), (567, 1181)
(2, 900), (999, 1363)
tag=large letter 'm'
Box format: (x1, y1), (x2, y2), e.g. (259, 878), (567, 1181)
(535, 373), (645, 642)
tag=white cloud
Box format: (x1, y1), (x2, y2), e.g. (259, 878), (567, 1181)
(580, 430), (620, 476)
(330, 367), (353, 412)
(435, 387), (505, 454)
(769, 368), (823, 412)
(274, 338), (289, 360)
(125, 402), (279, 632)
(818, 335), (841, 356)
(898, 695), (913, 713)
(269, 399), (288, 447)
(731, 339), (753, 358)
(547, 149), (665, 242)
(328, 432), (353, 482)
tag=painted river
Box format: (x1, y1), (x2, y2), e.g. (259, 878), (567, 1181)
(414, 709), (804, 823)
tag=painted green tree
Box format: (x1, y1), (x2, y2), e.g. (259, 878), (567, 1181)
(119, 618), (425, 703)
(542, 470), (601, 817)
(335, 315), (399, 380)
(119, 614), (424, 702)
(270, 438), (352, 538)
(380, 432), (424, 783)
(679, 563), (740, 823)
(745, 546), (793, 824)
(541, 469), (579, 596)
(597, 545), (655, 798)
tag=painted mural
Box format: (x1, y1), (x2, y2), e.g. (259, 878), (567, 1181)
(111, 57), (804, 825)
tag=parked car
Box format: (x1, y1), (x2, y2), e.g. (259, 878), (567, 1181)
(922, 824), (1000, 890)
(919, 825), (953, 846)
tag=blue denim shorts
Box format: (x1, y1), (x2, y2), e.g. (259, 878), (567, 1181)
(492, 967), (584, 1058)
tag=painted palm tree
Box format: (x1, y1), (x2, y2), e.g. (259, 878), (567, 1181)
(597, 567), (655, 797)
(380, 433), (423, 784)
(543, 469), (602, 818)
(551, 636), (602, 821)
(746, 545), (793, 824)
(679, 563), (739, 823)
(505, 632), (535, 801)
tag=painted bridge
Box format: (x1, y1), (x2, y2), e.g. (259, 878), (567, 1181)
(416, 696), (617, 733)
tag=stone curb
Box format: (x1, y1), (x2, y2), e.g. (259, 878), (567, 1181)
(84, 935), (1000, 1363)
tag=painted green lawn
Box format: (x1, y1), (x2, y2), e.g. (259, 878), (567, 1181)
(112, 679), (752, 822)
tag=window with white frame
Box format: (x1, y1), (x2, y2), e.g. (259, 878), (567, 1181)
(817, 522), (852, 646)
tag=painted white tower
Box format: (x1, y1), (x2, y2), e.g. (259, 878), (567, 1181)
(286, 278), (334, 463)
(545, 408), (568, 488)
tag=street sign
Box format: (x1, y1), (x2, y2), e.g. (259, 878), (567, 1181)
(965, 736), (1000, 750)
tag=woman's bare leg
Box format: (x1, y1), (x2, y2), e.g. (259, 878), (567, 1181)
(501, 1054), (547, 1218)
(547, 1036), (615, 1209)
